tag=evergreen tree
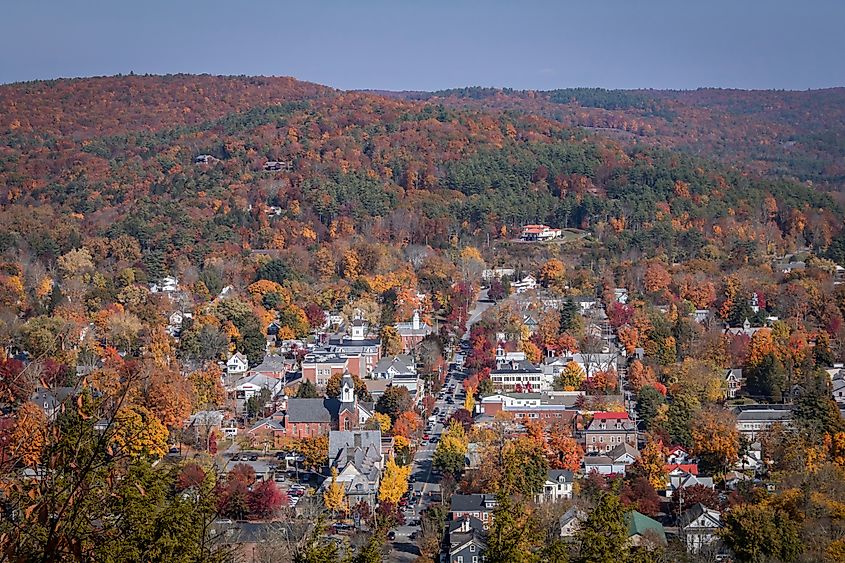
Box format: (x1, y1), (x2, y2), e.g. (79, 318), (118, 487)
(575, 488), (629, 563)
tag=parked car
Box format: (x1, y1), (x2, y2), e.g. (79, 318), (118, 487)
(231, 454), (240, 461)
(248, 454), (259, 461)
(387, 531), (396, 541)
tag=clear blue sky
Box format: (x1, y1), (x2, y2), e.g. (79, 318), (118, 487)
(2, 0), (843, 90)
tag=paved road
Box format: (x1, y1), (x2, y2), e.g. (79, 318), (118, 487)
(388, 366), (465, 561)
(388, 287), (484, 561)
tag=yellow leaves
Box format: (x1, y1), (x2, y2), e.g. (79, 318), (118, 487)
(112, 405), (169, 459)
(11, 402), (47, 467)
(520, 339), (541, 364)
(464, 390), (475, 413)
(558, 361), (586, 390)
(636, 439), (668, 490)
(690, 407), (740, 468)
(379, 458), (412, 504)
(323, 467), (347, 514)
(35, 277), (54, 300)
(673, 180), (691, 198)
(370, 412), (392, 433)
(341, 249), (360, 279)
(643, 260), (671, 294)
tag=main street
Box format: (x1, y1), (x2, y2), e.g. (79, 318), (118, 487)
(387, 286), (489, 561)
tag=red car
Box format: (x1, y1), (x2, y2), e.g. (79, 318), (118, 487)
(422, 434), (430, 441)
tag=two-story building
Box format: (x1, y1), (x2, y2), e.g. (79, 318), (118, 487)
(450, 494), (498, 529)
(733, 404), (793, 440)
(535, 470), (574, 503)
(301, 350), (349, 387)
(490, 359), (545, 392)
(583, 412), (637, 454)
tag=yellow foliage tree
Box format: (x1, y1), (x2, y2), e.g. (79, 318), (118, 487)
(633, 439), (668, 489)
(556, 361), (586, 390)
(370, 412), (392, 433)
(379, 458), (412, 504)
(464, 389), (476, 413)
(112, 405), (169, 458)
(690, 407), (740, 471)
(323, 467), (347, 515)
(342, 249), (360, 279)
(11, 401), (47, 467)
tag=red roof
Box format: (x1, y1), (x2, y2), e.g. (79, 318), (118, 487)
(668, 445), (688, 454)
(592, 412), (630, 420)
(665, 463), (698, 475)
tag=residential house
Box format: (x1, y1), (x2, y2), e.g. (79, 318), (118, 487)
(667, 471), (715, 499)
(394, 311), (432, 353)
(735, 441), (764, 473)
(724, 318), (765, 338)
(723, 471), (752, 490)
(30, 387), (76, 421)
(559, 507), (587, 538)
(572, 295), (598, 311)
(733, 404), (793, 440)
(626, 511), (667, 548)
(510, 275), (537, 294)
(301, 350), (349, 387)
(372, 355), (416, 379)
(520, 224), (561, 241)
(536, 470), (574, 503)
(725, 368), (744, 399)
(832, 374), (845, 404)
(323, 430), (384, 507)
(450, 494), (498, 529)
(522, 312), (540, 335)
(666, 445), (691, 465)
(150, 276), (179, 294)
(613, 288), (629, 304)
(583, 412), (637, 454)
(490, 359), (544, 392)
(227, 353), (249, 377)
(481, 268), (516, 281)
(583, 443), (639, 476)
(679, 503), (723, 555)
(232, 373), (282, 401)
(167, 310), (192, 337)
(249, 355), (289, 380)
(448, 516), (487, 563)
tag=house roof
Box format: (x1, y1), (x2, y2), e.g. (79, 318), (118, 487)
(665, 463), (698, 475)
(608, 442), (639, 461)
(448, 516), (485, 535)
(373, 355), (415, 375)
(584, 455), (613, 466)
(733, 404), (793, 422)
(679, 503), (721, 529)
(625, 511), (667, 544)
(547, 469), (574, 483)
(451, 494), (497, 513)
(286, 398), (340, 423)
(251, 355), (288, 373)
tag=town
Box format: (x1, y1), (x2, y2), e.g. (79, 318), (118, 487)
(2, 61), (845, 561)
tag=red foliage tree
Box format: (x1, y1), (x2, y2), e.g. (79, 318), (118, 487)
(248, 479), (288, 519)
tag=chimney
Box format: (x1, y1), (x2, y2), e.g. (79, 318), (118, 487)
(461, 516), (470, 533)
(412, 310), (420, 331)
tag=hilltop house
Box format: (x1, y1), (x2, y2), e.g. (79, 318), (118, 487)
(490, 359), (544, 392)
(520, 224), (562, 241)
(227, 353), (249, 377)
(301, 350), (349, 387)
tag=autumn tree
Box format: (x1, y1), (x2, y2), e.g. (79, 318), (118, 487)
(575, 487), (629, 563)
(379, 458), (412, 504)
(323, 467), (347, 516)
(690, 407), (740, 473)
(555, 361), (586, 391)
(721, 503), (802, 563)
(248, 479), (288, 519)
(380, 325), (403, 357)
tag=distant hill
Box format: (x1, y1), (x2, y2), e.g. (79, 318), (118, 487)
(0, 74), (840, 273)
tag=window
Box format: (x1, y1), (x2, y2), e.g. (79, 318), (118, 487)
(470, 545), (476, 552)
(473, 557), (478, 563)
(457, 558), (463, 563)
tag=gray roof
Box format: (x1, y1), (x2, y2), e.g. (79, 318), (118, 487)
(547, 469), (574, 483)
(451, 494), (497, 513)
(251, 355), (288, 373)
(329, 430), (382, 468)
(608, 442), (640, 461)
(492, 359), (541, 373)
(733, 404), (793, 422)
(679, 503), (721, 529)
(286, 398), (340, 423)
(373, 355), (415, 375)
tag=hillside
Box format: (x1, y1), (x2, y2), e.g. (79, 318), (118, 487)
(394, 86), (845, 193)
(0, 75), (840, 280)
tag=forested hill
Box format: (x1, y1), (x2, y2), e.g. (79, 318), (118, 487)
(0, 75), (841, 281)
(392, 86), (845, 193)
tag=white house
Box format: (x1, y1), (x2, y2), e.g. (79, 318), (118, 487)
(511, 275), (538, 294)
(679, 504), (723, 555)
(536, 470), (574, 503)
(150, 276), (179, 294)
(232, 373), (281, 401)
(227, 353), (249, 376)
(725, 369), (744, 399)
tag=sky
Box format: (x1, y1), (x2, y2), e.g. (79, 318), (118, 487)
(1, 0), (844, 91)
